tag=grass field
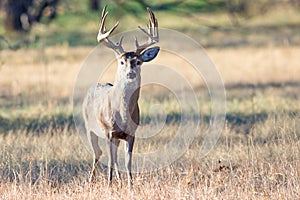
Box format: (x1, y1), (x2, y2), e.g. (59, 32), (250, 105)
(1, 45), (299, 199)
(1, 3), (300, 200)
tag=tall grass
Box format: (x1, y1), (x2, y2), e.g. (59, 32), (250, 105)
(0, 43), (300, 199)
(0, 114), (299, 199)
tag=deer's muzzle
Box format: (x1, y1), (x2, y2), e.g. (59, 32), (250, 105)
(127, 71), (136, 79)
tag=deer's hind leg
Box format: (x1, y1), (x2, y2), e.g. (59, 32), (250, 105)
(89, 131), (102, 182)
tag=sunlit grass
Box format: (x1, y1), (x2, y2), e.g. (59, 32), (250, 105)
(0, 42), (300, 198)
(0, 114), (299, 199)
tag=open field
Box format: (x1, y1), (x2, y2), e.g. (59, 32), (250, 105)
(0, 44), (299, 199)
(0, 2), (300, 199)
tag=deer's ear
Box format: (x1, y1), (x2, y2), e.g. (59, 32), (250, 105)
(140, 47), (160, 62)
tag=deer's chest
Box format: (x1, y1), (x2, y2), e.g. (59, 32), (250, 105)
(94, 84), (139, 135)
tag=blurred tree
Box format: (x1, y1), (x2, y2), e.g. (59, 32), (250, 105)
(1, 0), (59, 32)
(89, 0), (100, 10)
(225, 0), (277, 26)
(226, 0), (248, 25)
(290, 0), (300, 7)
(2, 0), (29, 31)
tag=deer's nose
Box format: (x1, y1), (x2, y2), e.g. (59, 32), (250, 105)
(127, 71), (136, 79)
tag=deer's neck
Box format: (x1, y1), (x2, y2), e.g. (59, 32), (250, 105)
(112, 78), (140, 117)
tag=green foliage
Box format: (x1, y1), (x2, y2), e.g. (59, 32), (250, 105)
(1, 0), (300, 48)
(178, 0), (226, 12)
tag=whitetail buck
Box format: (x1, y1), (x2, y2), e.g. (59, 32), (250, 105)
(82, 6), (159, 186)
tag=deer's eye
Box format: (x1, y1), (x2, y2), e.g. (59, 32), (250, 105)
(136, 60), (142, 65)
(120, 61), (125, 65)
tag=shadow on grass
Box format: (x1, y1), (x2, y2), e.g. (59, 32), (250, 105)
(1, 80), (299, 134)
(0, 113), (74, 134)
(0, 159), (102, 186)
(1, 109), (299, 135)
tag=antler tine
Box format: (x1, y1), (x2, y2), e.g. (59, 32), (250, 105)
(136, 7), (159, 54)
(97, 5), (125, 55)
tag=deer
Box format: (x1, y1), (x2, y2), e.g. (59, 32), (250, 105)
(82, 5), (159, 187)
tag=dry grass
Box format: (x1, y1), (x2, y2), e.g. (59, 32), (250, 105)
(1, 45), (300, 100)
(0, 116), (299, 199)
(0, 45), (300, 199)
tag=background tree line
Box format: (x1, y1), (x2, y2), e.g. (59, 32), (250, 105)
(0, 0), (100, 32)
(1, 0), (300, 32)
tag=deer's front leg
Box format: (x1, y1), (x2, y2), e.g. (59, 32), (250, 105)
(106, 136), (120, 186)
(112, 138), (121, 180)
(106, 137), (113, 185)
(124, 135), (135, 187)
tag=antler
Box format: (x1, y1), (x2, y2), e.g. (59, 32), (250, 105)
(135, 8), (159, 55)
(97, 5), (125, 55)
